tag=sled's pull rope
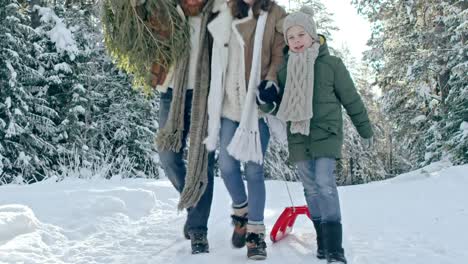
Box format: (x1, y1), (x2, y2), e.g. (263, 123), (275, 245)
(283, 176), (296, 212)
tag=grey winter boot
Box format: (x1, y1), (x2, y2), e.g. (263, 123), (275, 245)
(312, 220), (326, 259)
(246, 224), (267, 260)
(322, 222), (347, 264)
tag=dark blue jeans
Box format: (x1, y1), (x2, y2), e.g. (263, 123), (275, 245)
(296, 158), (342, 223)
(158, 88), (215, 233)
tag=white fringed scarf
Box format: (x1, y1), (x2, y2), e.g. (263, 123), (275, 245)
(205, 8), (268, 164)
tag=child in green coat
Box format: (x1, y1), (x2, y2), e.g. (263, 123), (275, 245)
(257, 6), (374, 264)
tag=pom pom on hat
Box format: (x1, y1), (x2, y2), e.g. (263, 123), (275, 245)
(299, 6), (314, 17)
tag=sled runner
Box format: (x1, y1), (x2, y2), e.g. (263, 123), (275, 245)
(270, 205), (311, 242)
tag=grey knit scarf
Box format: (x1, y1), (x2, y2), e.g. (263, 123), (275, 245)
(155, 0), (214, 210)
(276, 43), (320, 135)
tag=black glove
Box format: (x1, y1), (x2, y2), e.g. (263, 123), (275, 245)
(256, 80), (280, 105)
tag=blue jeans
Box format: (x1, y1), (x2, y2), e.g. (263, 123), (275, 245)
(158, 88), (215, 233)
(218, 117), (270, 224)
(296, 158), (342, 223)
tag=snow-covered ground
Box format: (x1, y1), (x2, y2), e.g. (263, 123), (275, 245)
(1, 162), (467, 264)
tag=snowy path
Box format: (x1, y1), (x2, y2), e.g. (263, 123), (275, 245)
(1, 163), (467, 264)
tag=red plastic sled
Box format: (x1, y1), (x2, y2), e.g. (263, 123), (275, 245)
(270, 205), (311, 243)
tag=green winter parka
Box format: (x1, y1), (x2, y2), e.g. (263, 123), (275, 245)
(260, 36), (373, 163)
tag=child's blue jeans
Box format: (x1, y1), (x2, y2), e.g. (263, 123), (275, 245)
(296, 158), (342, 223)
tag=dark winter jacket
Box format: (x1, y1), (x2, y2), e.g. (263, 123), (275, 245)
(259, 36), (373, 163)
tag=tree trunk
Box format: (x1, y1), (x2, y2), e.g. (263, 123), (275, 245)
(438, 70), (450, 104)
(30, 0), (42, 28)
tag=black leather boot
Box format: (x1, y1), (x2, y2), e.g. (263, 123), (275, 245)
(322, 222), (347, 264)
(312, 220), (326, 259)
(189, 231), (209, 254)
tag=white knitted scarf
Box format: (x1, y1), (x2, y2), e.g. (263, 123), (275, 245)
(205, 9), (268, 164)
(226, 11), (268, 164)
(276, 43), (320, 135)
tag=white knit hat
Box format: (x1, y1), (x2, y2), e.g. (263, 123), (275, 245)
(282, 6), (318, 42)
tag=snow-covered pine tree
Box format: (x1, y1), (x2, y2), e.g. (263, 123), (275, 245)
(367, 0), (435, 170)
(334, 46), (389, 184)
(1, 1), (160, 182)
(65, 4), (159, 178)
(403, 0), (468, 165)
(437, 1), (468, 165)
(0, 0), (59, 184)
(93, 76), (160, 178)
(352, 0), (468, 170)
(43, 4), (160, 178)
(78, 5), (159, 178)
(32, 5), (92, 169)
